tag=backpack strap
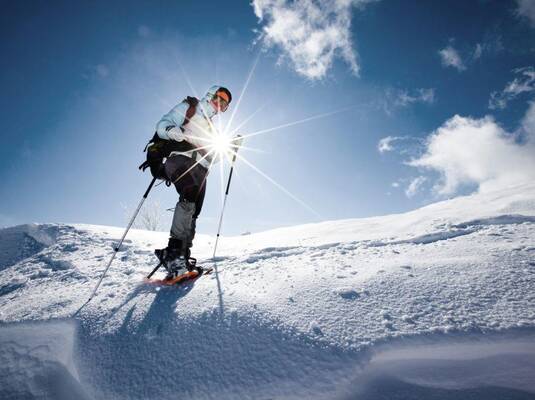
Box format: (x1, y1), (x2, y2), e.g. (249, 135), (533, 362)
(142, 96), (199, 152)
(181, 96), (199, 131)
(139, 96), (199, 177)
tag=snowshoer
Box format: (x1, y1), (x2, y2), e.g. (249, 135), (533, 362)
(140, 85), (232, 279)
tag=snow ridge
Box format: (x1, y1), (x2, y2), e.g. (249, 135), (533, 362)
(0, 224), (59, 270)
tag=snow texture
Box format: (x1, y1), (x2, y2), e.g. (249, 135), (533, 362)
(1, 182), (535, 399)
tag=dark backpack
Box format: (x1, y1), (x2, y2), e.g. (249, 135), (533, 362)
(139, 96), (199, 180)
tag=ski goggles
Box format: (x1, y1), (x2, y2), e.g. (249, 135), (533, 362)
(213, 92), (230, 111)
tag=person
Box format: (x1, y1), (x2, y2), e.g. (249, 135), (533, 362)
(141, 85), (233, 279)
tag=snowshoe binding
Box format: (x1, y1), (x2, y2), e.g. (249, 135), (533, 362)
(154, 239), (201, 280)
(146, 252), (212, 286)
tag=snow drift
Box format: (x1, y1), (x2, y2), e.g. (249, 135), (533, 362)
(1, 182), (535, 399)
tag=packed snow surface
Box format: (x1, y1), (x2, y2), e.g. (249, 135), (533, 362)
(1, 182), (535, 399)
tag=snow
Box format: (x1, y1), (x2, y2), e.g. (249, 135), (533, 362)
(1, 181), (535, 399)
(0, 320), (90, 400)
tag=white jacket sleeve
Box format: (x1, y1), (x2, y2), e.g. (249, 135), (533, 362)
(155, 101), (189, 140)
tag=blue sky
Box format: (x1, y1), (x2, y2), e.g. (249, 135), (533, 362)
(1, 0), (535, 236)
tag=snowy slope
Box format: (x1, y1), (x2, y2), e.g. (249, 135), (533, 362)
(1, 182), (535, 399)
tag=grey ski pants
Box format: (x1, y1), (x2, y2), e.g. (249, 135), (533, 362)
(164, 155), (208, 247)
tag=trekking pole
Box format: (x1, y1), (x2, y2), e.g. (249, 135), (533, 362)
(212, 136), (242, 259)
(146, 261), (163, 279)
(87, 176), (158, 302)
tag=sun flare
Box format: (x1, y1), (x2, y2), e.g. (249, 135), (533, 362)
(173, 53), (353, 218)
(209, 133), (233, 159)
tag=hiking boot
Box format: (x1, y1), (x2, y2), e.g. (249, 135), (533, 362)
(154, 238), (188, 279)
(154, 248), (183, 278)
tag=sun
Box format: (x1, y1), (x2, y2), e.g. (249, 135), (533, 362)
(209, 133), (234, 160)
(173, 51), (353, 220)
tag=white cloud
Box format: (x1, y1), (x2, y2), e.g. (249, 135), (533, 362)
(408, 111), (535, 195)
(489, 66), (535, 110)
(441, 37), (503, 69)
(378, 136), (395, 153)
(394, 88), (435, 107)
(473, 43), (483, 60)
(252, 0), (375, 79)
(516, 0), (535, 27)
(521, 101), (535, 141)
(405, 176), (426, 198)
(471, 36), (503, 61)
(380, 88), (435, 115)
(377, 135), (424, 155)
(438, 45), (465, 71)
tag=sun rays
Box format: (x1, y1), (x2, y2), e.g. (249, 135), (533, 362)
(172, 53), (355, 221)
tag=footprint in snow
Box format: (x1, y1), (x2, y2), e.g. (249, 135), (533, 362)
(337, 289), (359, 300)
(61, 243), (79, 252)
(384, 322), (395, 330)
(309, 322), (323, 336)
(401, 315), (414, 323)
(0, 281), (26, 296)
(380, 311), (392, 320)
(38, 255), (73, 271)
